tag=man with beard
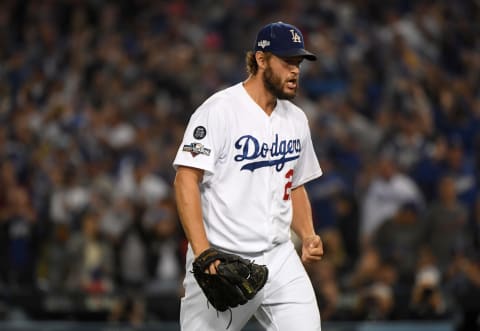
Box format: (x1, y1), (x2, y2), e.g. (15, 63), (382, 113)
(173, 22), (323, 331)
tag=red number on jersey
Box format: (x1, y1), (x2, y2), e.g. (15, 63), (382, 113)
(283, 169), (294, 200)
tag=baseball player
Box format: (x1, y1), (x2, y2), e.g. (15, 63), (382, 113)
(173, 22), (324, 331)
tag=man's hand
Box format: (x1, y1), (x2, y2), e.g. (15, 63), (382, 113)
(301, 234), (324, 263)
(192, 248), (269, 312)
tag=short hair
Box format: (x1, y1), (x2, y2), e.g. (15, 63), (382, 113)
(245, 51), (271, 76)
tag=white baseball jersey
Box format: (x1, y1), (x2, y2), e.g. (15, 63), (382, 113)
(173, 83), (322, 253)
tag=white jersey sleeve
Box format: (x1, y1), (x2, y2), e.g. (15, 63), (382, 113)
(173, 96), (226, 174)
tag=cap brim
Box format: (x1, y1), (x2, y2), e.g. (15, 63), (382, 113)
(272, 48), (317, 61)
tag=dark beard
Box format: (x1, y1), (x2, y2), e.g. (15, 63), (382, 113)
(263, 65), (296, 100)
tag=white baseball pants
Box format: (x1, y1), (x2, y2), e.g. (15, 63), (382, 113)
(180, 241), (321, 331)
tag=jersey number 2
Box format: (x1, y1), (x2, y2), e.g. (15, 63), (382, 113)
(283, 169), (294, 200)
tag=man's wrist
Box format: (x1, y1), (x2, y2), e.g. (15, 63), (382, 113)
(192, 243), (211, 258)
(301, 233), (317, 242)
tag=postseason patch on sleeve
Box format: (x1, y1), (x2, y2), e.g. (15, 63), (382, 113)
(193, 126), (207, 139)
(182, 142), (211, 157)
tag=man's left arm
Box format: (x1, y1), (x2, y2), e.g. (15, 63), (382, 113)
(290, 185), (323, 263)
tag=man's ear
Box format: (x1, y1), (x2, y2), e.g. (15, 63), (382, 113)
(255, 51), (267, 70)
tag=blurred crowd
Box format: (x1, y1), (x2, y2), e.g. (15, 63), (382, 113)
(0, 0), (479, 329)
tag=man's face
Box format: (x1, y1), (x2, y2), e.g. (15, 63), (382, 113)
(262, 55), (303, 100)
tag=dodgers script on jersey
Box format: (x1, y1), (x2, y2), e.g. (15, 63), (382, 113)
(173, 83), (322, 253)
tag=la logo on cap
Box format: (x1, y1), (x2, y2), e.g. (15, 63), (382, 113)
(290, 29), (302, 43)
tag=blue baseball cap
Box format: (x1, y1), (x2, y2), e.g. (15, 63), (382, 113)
(254, 22), (317, 61)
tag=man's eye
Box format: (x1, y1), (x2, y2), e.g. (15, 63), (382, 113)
(283, 58), (302, 66)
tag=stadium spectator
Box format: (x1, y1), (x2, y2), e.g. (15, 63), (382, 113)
(409, 266), (450, 320)
(65, 210), (114, 295)
(424, 175), (470, 274)
(371, 200), (427, 281)
(359, 152), (424, 246)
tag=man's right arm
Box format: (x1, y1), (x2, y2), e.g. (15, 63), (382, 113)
(174, 165), (210, 258)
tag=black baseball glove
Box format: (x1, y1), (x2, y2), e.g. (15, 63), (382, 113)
(192, 248), (269, 312)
